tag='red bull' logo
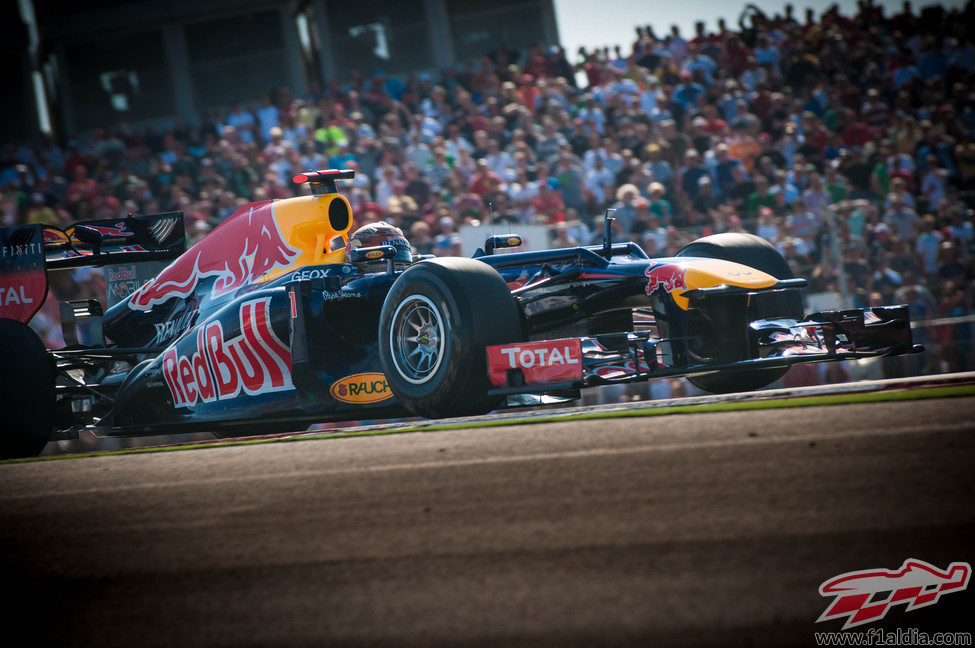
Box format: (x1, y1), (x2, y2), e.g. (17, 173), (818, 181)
(162, 297), (292, 407)
(129, 201), (299, 310)
(645, 263), (688, 297)
(817, 558), (971, 629)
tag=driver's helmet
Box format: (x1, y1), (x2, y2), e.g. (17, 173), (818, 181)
(345, 221), (412, 270)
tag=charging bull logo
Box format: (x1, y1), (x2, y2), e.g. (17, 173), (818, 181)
(129, 201), (299, 310)
(817, 559), (970, 629)
(77, 222), (134, 238)
(162, 297), (292, 407)
(42, 228), (69, 244)
(645, 264), (688, 297)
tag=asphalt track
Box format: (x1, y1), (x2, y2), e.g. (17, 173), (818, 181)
(2, 396), (974, 647)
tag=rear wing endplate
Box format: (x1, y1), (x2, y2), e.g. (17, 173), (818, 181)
(0, 225), (47, 323)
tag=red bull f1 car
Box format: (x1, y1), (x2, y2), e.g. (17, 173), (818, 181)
(0, 169), (920, 457)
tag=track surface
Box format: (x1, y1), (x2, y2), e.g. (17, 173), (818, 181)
(2, 397), (974, 646)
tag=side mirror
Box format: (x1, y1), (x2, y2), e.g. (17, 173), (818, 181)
(484, 234), (523, 255)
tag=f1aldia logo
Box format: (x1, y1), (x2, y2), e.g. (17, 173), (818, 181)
(817, 558), (970, 629)
(162, 297), (292, 407)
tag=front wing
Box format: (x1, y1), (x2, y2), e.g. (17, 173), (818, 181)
(485, 306), (921, 396)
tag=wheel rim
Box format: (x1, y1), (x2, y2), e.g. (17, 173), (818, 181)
(389, 294), (446, 385)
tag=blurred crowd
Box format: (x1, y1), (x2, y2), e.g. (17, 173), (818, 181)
(2, 0), (975, 376)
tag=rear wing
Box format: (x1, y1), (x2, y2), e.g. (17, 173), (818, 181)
(41, 211), (185, 270)
(1, 212), (185, 324)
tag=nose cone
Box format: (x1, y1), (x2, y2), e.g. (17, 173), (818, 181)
(675, 258), (777, 308)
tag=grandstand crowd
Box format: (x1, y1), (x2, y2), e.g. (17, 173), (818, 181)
(2, 0), (975, 377)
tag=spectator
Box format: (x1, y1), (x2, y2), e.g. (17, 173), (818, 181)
(255, 95), (281, 142)
(532, 179), (565, 224)
(883, 194), (920, 241)
(468, 159), (502, 198)
(801, 169), (830, 220)
(712, 142), (742, 195)
(554, 154), (585, 211)
(755, 206), (778, 242)
(746, 174), (775, 218)
(916, 214), (944, 276)
(550, 221), (578, 248)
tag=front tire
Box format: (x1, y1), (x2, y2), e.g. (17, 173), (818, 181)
(676, 233), (804, 394)
(0, 318), (56, 458)
(378, 258), (522, 418)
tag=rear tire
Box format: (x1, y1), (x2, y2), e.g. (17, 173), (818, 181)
(0, 318), (55, 458)
(378, 258), (523, 418)
(676, 233), (803, 394)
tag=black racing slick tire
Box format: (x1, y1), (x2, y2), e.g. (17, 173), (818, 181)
(378, 258), (523, 418)
(676, 233), (804, 394)
(0, 318), (56, 458)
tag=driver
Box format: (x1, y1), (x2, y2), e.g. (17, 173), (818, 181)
(345, 221), (413, 272)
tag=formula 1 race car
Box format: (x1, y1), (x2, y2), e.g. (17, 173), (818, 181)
(0, 169), (920, 457)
